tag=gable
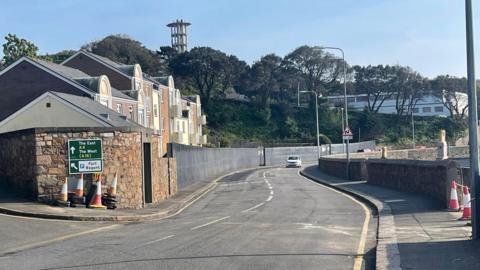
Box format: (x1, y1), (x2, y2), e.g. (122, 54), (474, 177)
(0, 94), (107, 134)
(0, 60), (91, 122)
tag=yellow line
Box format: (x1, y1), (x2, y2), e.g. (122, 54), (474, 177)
(297, 170), (371, 270)
(1, 224), (120, 255)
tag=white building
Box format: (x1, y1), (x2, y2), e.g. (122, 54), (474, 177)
(325, 92), (468, 117)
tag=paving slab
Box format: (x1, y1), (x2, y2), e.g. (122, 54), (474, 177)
(301, 165), (479, 270)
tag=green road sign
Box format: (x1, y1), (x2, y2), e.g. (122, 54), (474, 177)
(68, 139), (103, 174)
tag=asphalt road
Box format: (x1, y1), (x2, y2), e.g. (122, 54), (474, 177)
(0, 167), (377, 270)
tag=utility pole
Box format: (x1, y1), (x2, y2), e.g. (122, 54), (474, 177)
(465, 0), (479, 239)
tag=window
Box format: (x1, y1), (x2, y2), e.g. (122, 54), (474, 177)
(116, 104), (123, 114)
(434, 106), (444, 112)
(128, 106), (133, 119)
(413, 108), (419, 113)
(161, 118), (165, 131)
(154, 105), (158, 117)
(134, 79), (142, 91)
(422, 107), (432, 113)
(139, 110), (144, 125)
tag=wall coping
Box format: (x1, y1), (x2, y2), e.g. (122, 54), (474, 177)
(0, 126), (155, 138)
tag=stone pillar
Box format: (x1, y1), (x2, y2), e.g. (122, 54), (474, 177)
(437, 129), (448, 160)
(381, 147), (388, 159)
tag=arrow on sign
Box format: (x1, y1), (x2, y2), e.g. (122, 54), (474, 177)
(71, 163), (78, 170)
(70, 146), (76, 155)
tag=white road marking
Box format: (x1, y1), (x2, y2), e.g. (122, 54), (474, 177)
(140, 235), (175, 247)
(270, 190), (274, 195)
(295, 223), (354, 236)
(242, 202), (265, 212)
(266, 195), (273, 202)
(190, 216), (230, 230)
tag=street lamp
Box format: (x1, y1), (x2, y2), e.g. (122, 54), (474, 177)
(299, 90), (322, 160)
(314, 46), (350, 179)
(465, 0), (479, 239)
(410, 95), (415, 149)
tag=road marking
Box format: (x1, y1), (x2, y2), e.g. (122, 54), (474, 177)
(0, 224), (120, 256)
(270, 190), (274, 195)
(242, 202), (265, 212)
(266, 195), (273, 202)
(190, 216), (230, 230)
(297, 170), (371, 270)
(140, 235), (175, 247)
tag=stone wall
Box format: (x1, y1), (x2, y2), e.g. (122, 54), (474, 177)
(318, 157), (457, 206)
(0, 131), (37, 197)
(0, 127), (177, 209)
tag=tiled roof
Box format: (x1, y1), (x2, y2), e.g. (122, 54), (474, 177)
(51, 92), (140, 128)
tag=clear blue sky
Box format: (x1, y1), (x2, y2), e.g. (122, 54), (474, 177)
(0, 0), (476, 78)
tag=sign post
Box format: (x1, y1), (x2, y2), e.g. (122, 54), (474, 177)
(342, 127), (353, 141)
(68, 139), (103, 174)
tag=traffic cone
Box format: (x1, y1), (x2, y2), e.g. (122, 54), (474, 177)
(89, 178), (106, 209)
(460, 186), (471, 220)
(59, 177), (68, 202)
(108, 172), (117, 197)
(74, 174), (84, 197)
(448, 181), (460, 211)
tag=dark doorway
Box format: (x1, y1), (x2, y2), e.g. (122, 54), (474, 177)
(143, 143), (153, 204)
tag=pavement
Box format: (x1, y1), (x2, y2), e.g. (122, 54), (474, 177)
(301, 165), (480, 270)
(0, 166), (376, 270)
(0, 168), (261, 222)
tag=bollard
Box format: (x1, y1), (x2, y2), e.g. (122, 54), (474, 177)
(437, 129), (448, 160)
(381, 146), (388, 159)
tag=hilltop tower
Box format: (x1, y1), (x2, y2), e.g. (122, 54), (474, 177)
(167, 19), (191, 53)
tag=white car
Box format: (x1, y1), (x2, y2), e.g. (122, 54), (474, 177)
(286, 155), (302, 167)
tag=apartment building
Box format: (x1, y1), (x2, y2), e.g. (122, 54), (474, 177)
(0, 57), (138, 133)
(326, 92), (468, 117)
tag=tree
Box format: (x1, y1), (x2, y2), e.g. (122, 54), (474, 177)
(169, 47), (247, 111)
(2, 34), (38, 66)
(247, 54), (284, 109)
(82, 35), (166, 76)
(353, 65), (397, 112)
(39, 50), (76, 64)
(282, 45), (348, 96)
(430, 75), (468, 123)
(392, 66), (428, 116)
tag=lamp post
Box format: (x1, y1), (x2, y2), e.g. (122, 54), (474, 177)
(465, 0), (479, 239)
(314, 46), (350, 179)
(300, 90), (322, 160)
(411, 95), (415, 149)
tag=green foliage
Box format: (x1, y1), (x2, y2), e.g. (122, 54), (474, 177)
(82, 35), (166, 76)
(39, 50), (76, 64)
(2, 34), (38, 66)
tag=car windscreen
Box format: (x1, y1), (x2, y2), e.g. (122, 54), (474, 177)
(288, 156), (299, 160)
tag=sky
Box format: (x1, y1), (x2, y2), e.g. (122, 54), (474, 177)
(0, 0), (475, 78)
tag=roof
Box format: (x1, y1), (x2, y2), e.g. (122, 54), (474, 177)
(34, 58), (92, 79)
(78, 50), (136, 77)
(51, 92), (140, 128)
(111, 88), (135, 100)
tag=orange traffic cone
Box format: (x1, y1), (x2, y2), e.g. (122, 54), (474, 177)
(74, 174), (84, 197)
(89, 178), (106, 209)
(448, 181), (460, 211)
(460, 186), (471, 220)
(108, 172), (118, 197)
(59, 177), (68, 202)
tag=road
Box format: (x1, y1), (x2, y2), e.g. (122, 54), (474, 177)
(0, 167), (377, 270)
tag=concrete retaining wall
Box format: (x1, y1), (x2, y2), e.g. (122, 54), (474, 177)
(318, 157), (457, 206)
(168, 143), (261, 190)
(264, 140), (376, 166)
